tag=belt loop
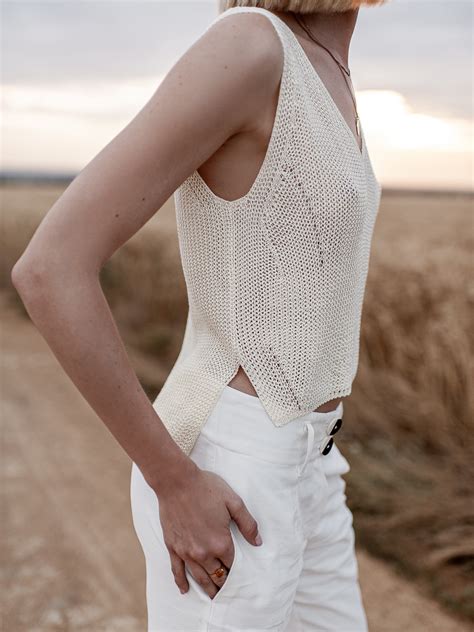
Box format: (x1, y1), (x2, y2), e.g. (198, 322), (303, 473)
(298, 421), (315, 478)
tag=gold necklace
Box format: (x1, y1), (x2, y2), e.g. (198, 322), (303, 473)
(291, 12), (361, 139)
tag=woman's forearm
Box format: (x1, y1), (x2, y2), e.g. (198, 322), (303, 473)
(12, 262), (196, 495)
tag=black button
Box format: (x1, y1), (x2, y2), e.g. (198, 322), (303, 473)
(330, 418), (343, 436)
(321, 437), (334, 455)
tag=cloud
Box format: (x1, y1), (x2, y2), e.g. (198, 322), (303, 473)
(2, 79), (163, 120)
(359, 90), (472, 153)
(1, 0), (472, 189)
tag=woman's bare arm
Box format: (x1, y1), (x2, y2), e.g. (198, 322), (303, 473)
(11, 13), (282, 597)
(11, 12), (280, 489)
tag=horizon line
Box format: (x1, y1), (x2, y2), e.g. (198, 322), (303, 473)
(1, 169), (473, 198)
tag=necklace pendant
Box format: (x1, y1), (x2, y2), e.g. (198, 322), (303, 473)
(355, 115), (361, 136)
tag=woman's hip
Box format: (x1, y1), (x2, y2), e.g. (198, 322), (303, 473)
(129, 385), (358, 630)
(131, 384), (352, 526)
(198, 385), (348, 469)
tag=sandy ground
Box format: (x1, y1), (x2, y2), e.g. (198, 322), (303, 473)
(2, 293), (471, 632)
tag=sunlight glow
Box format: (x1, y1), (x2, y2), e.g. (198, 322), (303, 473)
(357, 90), (473, 190)
(1, 82), (472, 191)
(357, 90), (472, 153)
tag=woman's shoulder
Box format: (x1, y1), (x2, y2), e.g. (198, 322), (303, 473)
(191, 8), (288, 116)
(206, 6), (286, 33)
(201, 7), (287, 68)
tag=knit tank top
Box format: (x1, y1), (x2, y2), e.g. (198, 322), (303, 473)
(153, 6), (382, 456)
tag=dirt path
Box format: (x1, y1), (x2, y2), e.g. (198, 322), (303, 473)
(2, 293), (470, 632)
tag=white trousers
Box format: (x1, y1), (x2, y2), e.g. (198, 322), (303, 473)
(130, 385), (369, 631)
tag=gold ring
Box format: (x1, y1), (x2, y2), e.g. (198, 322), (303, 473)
(211, 566), (226, 578)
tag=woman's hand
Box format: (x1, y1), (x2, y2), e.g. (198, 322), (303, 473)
(155, 464), (262, 599)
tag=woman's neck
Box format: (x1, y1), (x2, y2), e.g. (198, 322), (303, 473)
(278, 9), (359, 68)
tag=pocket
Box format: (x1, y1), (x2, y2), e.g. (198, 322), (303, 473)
(207, 445), (303, 628)
(207, 496), (299, 629)
(188, 426), (218, 471)
(184, 519), (243, 605)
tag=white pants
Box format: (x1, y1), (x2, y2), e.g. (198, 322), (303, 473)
(130, 385), (369, 631)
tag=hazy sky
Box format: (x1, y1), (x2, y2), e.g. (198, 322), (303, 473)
(2, 0), (473, 190)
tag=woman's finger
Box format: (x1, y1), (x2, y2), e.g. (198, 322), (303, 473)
(210, 533), (235, 571)
(202, 556), (229, 589)
(185, 558), (220, 599)
(168, 550), (189, 594)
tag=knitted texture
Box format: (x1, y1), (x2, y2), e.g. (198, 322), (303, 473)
(153, 6), (382, 456)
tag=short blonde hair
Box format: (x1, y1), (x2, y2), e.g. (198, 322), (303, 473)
(218, 0), (388, 14)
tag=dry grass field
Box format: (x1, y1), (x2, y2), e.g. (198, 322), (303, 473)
(2, 181), (473, 628)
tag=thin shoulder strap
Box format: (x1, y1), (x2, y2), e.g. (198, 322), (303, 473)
(190, 6), (296, 206)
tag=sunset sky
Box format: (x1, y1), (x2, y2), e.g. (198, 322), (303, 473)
(2, 0), (472, 191)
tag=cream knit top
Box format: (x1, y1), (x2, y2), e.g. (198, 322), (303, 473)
(153, 6), (382, 456)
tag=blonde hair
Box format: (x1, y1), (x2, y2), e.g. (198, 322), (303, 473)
(218, 0), (388, 14)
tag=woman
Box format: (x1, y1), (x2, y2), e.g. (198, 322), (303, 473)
(12, 0), (386, 629)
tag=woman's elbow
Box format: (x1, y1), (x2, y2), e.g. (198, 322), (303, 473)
(10, 250), (60, 302)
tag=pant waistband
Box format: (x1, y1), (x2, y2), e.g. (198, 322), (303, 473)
(200, 385), (344, 469)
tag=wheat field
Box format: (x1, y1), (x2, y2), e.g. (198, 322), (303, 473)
(2, 181), (473, 623)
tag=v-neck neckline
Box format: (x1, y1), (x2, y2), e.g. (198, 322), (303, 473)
(270, 11), (366, 160)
